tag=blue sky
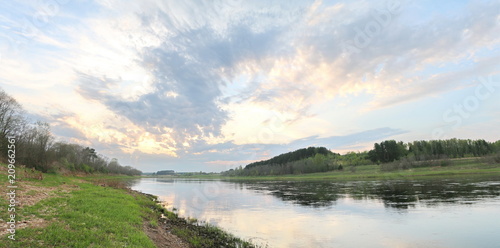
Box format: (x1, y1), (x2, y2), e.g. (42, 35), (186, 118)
(0, 0), (499, 172)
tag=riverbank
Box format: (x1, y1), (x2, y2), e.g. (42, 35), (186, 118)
(178, 157), (500, 181)
(0, 165), (255, 247)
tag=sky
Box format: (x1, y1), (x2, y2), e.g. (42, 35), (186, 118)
(0, 0), (499, 172)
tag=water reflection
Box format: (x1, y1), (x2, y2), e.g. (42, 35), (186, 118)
(130, 177), (500, 248)
(233, 178), (500, 210)
(241, 181), (341, 207)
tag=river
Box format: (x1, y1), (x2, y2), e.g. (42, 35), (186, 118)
(130, 177), (500, 248)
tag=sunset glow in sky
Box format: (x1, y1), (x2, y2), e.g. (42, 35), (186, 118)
(1, 0), (499, 172)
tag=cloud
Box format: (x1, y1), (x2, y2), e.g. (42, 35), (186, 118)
(75, 1), (307, 148)
(302, 0), (500, 107)
(369, 57), (500, 110)
(2, 0), (499, 172)
(113, 126), (406, 172)
(189, 127), (407, 170)
(65, 0), (500, 166)
(37, 115), (88, 141)
(223, 0), (500, 116)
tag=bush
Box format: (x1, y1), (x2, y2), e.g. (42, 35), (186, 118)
(480, 152), (500, 164)
(380, 155), (451, 171)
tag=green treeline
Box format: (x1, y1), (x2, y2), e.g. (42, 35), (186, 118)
(245, 147), (337, 169)
(154, 170), (175, 175)
(223, 147), (371, 176)
(223, 139), (500, 177)
(0, 88), (141, 175)
(367, 139), (498, 163)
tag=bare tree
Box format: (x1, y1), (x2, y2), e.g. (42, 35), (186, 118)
(0, 87), (142, 175)
(0, 89), (26, 155)
(17, 121), (54, 171)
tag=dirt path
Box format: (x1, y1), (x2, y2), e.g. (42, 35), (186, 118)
(143, 220), (189, 248)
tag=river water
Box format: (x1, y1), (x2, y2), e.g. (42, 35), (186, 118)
(130, 177), (500, 248)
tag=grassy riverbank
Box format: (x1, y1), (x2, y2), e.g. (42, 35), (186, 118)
(3, 158), (498, 246)
(0, 165), (254, 248)
(180, 157), (500, 181)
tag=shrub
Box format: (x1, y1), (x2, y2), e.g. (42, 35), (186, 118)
(480, 152), (500, 164)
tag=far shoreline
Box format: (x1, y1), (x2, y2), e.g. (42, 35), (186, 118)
(159, 157), (500, 181)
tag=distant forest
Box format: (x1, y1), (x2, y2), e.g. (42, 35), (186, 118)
(367, 139), (496, 163)
(223, 139), (500, 177)
(0, 88), (141, 176)
(245, 147), (337, 169)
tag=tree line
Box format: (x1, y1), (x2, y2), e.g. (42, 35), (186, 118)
(222, 139), (500, 177)
(223, 147), (372, 177)
(154, 170), (175, 175)
(245, 147), (336, 169)
(0, 88), (141, 176)
(367, 139), (499, 164)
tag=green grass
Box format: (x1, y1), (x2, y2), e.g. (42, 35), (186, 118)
(1, 166), (257, 247)
(22, 173), (73, 187)
(1, 175), (156, 248)
(181, 158), (500, 181)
